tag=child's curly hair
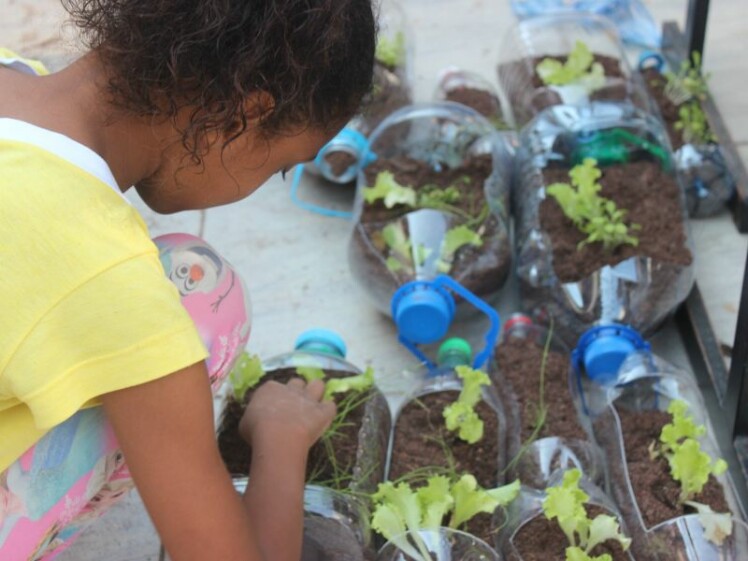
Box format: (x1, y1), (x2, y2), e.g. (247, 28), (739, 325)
(63, 0), (377, 164)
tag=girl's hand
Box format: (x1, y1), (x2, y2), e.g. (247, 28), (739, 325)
(239, 378), (336, 451)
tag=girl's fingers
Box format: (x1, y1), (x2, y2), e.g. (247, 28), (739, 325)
(304, 379), (326, 401)
(286, 377), (306, 391)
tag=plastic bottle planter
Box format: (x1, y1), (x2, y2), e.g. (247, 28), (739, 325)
(307, 0), (413, 184)
(573, 349), (746, 561)
(496, 13), (651, 129)
(348, 101), (513, 320)
(232, 479), (370, 561)
(491, 314), (604, 489)
(216, 332), (391, 556)
(494, 474), (635, 561)
(434, 67), (508, 131)
(513, 102), (694, 346)
(385, 372), (507, 547)
(636, 54), (735, 217)
(377, 528), (501, 561)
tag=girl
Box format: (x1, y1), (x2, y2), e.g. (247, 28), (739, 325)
(0, 0), (376, 559)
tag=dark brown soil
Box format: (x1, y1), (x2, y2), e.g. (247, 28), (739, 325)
(616, 407), (730, 528)
(640, 67), (715, 152)
(325, 151), (358, 177)
(445, 86), (504, 125)
(512, 505), (630, 561)
(217, 368), (370, 490)
(540, 160), (692, 283)
(388, 390), (502, 545)
(495, 336), (585, 444)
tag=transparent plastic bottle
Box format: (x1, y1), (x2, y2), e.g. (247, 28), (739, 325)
(492, 313), (604, 489)
(434, 67), (507, 130)
(218, 329), (391, 560)
(513, 101), (695, 347)
(496, 13), (652, 129)
(570, 323), (748, 561)
(348, 101), (512, 349)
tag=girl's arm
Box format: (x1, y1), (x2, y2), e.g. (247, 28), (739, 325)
(102, 362), (333, 561)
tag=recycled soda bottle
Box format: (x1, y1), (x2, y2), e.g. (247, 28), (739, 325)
(570, 323), (748, 561)
(492, 313), (604, 489)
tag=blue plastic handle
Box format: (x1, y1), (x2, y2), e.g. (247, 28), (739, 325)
(289, 165), (353, 219)
(396, 275), (500, 371)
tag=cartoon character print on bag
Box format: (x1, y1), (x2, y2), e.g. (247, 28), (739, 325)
(154, 233), (252, 389)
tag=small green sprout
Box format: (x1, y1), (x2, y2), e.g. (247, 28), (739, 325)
(375, 32), (406, 69)
(650, 400), (728, 505)
(228, 352), (265, 401)
(674, 101), (716, 145)
(536, 41), (606, 93)
(546, 158), (640, 251)
(664, 51), (710, 105)
(436, 225), (483, 273)
(382, 222), (414, 274)
(542, 469), (632, 561)
(323, 366), (375, 400)
(295, 365), (326, 382)
(364, 171), (417, 208)
(442, 366), (491, 444)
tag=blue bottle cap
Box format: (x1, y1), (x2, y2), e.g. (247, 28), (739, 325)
(572, 324), (650, 385)
(294, 328), (347, 358)
(391, 281), (455, 345)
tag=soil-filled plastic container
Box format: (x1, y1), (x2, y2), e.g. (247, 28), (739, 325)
(217, 329), (391, 557)
(308, 0), (414, 184)
(385, 363), (507, 546)
(348, 101), (513, 329)
(637, 55), (735, 217)
(495, 471), (635, 561)
(434, 67), (508, 130)
(491, 314), (603, 489)
(377, 528), (501, 561)
(571, 325), (746, 561)
(496, 13), (651, 129)
(513, 101), (694, 346)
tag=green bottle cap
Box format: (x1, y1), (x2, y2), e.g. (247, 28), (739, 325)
(437, 337), (473, 367)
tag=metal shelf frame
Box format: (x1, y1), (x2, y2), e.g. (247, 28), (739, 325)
(670, 0), (748, 520)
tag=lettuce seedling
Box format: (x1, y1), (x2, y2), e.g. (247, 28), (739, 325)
(436, 225), (483, 273)
(442, 366), (491, 444)
(542, 469), (631, 561)
(371, 474), (519, 561)
(663, 51), (710, 105)
(675, 101), (716, 145)
(382, 222), (414, 274)
(536, 41), (606, 94)
(375, 32), (406, 69)
(295, 365), (326, 382)
(546, 158), (640, 251)
(651, 399), (728, 504)
(228, 352), (265, 401)
(364, 171), (418, 208)
(323, 366), (374, 401)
